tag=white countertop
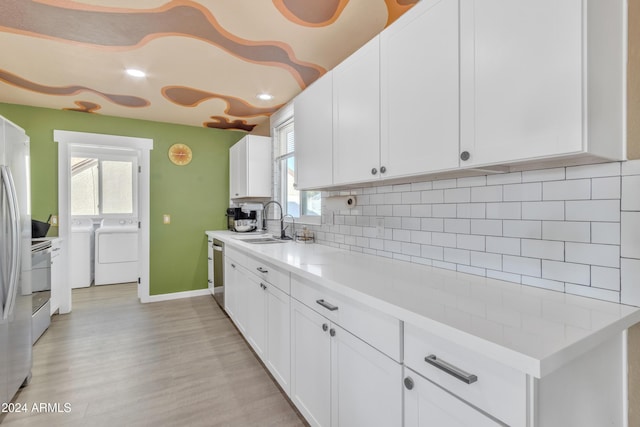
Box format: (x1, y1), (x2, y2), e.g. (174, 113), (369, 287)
(207, 230), (640, 378)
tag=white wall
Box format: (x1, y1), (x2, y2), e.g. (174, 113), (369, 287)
(307, 160), (640, 306)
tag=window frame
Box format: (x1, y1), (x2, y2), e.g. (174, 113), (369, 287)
(272, 116), (321, 225)
(70, 147), (139, 219)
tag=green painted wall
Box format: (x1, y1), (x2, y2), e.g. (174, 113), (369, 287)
(0, 103), (243, 295)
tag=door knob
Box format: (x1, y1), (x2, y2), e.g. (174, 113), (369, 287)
(460, 151), (470, 161)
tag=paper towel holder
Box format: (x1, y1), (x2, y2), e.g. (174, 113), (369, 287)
(325, 195), (357, 210)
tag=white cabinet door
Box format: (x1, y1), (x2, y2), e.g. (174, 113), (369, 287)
(459, 0), (583, 167)
(380, 0), (460, 178)
(333, 36), (381, 186)
(331, 325), (402, 427)
(265, 283), (291, 394)
(229, 135), (272, 199)
(295, 72), (333, 190)
(291, 300), (331, 427)
(404, 369), (501, 427)
(229, 139), (247, 199)
(49, 239), (63, 315)
(246, 273), (267, 359)
(207, 238), (214, 295)
(223, 258), (239, 325)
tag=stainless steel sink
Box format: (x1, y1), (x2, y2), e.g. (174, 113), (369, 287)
(241, 237), (289, 244)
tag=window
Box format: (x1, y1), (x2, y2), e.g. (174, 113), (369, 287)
(71, 151), (137, 217)
(274, 119), (320, 221)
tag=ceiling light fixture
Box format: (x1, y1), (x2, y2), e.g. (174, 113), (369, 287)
(256, 93), (274, 101)
(126, 68), (146, 78)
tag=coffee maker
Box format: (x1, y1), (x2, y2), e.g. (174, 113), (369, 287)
(226, 207), (258, 232)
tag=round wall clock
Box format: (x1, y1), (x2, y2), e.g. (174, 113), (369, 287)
(168, 143), (193, 166)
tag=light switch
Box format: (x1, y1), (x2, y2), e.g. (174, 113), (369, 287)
(50, 215), (58, 226)
(163, 214), (171, 224)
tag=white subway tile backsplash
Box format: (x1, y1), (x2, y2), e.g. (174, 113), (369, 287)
(621, 212), (640, 258)
(432, 232), (457, 248)
(564, 284), (620, 303)
(421, 218), (444, 232)
(444, 218), (470, 234)
(411, 231), (432, 245)
(433, 178), (457, 189)
(411, 204), (432, 217)
(457, 203), (486, 219)
(503, 255), (541, 277)
(486, 202), (521, 219)
(486, 236), (521, 255)
(566, 162), (620, 179)
(590, 266), (620, 291)
(421, 245), (444, 260)
(433, 204), (457, 218)
(504, 183), (542, 201)
(421, 189), (444, 204)
(521, 276), (565, 292)
(471, 219), (502, 236)
(522, 167), (566, 182)
(621, 175), (640, 211)
(542, 260), (590, 285)
(457, 234), (485, 251)
(402, 217), (421, 231)
(487, 172), (522, 185)
(592, 177), (621, 200)
(542, 179), (590, 201)
(503, 220), (542, 239)
(521, 239), (564, 261)
(457, 175), (487, 187)
(621, 258), (640, 306)
(542, 221), (590, 243)
(445, 187), (471, 203)
(591, 222), (620, 245)
(471, 186), (503, 202)
(411, 181), (433, 191)
(522, 201), (564, 220)
(471, 251), (502, 270)
(444, 248), (471, 265)
(311, 160), (630, 305)
(401, 191), (422, 205)
(566, 200), (620, 222)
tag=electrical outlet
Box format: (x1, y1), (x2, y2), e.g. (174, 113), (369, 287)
(50, 215), (58, 226)
(163, 214), (171, 224)
(375, 217), (385, 238)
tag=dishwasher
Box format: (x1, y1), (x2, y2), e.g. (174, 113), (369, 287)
(212, 239), (224, 309)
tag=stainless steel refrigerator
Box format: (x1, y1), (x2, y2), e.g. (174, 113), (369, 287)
(0, 115), (32, 406)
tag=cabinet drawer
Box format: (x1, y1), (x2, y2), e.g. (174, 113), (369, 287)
(225, 245), (246, 265)
(404, 323), (526, 426)
(245, 254), (290, 294)
(291, 275), (401, 362)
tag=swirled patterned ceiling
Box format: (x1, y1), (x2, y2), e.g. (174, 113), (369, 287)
(0, 0), (417, 134)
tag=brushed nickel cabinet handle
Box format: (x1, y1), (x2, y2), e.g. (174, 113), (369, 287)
(404, 377), (414, 390)
(316, 299), (338, 311)
(257, 267), (268, 273)
(425, 354), (478, 384)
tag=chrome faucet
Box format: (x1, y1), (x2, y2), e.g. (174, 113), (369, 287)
(262, 200), (284, 236)
(282, 214), (295, 240)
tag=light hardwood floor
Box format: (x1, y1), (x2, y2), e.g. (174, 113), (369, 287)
(1, 284), (307, 427)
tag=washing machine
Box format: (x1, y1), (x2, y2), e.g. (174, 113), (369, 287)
(70, 218), (94, 288)
(94, 218), (139, 285)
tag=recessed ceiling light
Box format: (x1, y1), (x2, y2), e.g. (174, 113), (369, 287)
(256, 93), (274, 101)
(126, 68), (146, 78)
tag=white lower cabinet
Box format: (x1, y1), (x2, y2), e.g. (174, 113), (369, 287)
(290, 299), (402, 427)
(265, 283), (291, 394)
(245, 273), (267, 359)
(403, 368), (500, 427)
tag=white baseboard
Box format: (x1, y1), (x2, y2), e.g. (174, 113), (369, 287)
(141, 288), (211, 303)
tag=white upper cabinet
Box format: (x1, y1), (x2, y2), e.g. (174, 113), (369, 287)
(380, 0), (460, 178)
(295, 72), (334, 190)
(459, 0), (626, 167)
(333, 36), (381, 186)
(229, 135), (271, 199)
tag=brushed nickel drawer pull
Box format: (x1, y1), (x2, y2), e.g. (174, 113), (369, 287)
(316, 299), (339, 311)
(257, 267), (268, 273)
(425, 354), (478, 384)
